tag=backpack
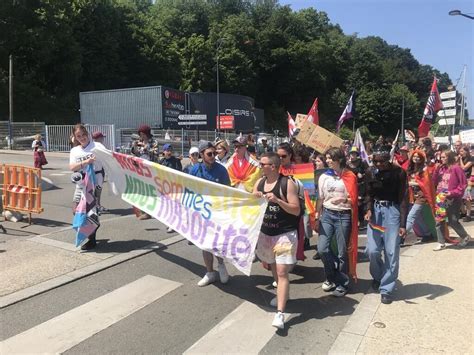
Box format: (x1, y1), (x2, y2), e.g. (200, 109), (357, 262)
(258, 175), (306, 217)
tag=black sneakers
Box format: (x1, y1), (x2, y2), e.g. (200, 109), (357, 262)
(381, 294), (393, 304)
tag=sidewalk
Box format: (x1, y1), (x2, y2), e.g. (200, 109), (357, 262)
(330, 224), (474, 354)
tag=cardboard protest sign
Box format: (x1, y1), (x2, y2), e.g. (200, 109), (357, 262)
(93, 147), (267, 275)
(294, 120), (343, 153)
(295, 114), (308, 128)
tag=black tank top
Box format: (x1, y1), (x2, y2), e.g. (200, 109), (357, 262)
(258, 175), (300, 236)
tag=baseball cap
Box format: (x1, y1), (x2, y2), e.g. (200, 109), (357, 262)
(349, 146), (359, 154)
(92, 132), (105, 139)
(198, 141), (214, 152)
(232, 135), (248, 145)
(163, 143), (172, 151)
(189, 147), (199, 155)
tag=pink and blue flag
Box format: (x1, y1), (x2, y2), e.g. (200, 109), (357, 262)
(336, 90), (356, 132)
(72, 164), (99, 247)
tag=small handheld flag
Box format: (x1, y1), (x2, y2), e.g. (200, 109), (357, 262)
(306, 98), (319, 125)
(336, 90), (356, 132)
(369, 222), (386, 234)
(288, 112), (296, 137)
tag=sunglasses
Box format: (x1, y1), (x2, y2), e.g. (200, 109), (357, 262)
(191, 153), (199, 156)
(260, 163), (273, 168)
(278, 154), (288, 159)
(205, 152), (216, 157)
(234, 145), (244, 149)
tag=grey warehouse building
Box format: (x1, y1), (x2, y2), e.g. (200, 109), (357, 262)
(79, 86), (264, 133)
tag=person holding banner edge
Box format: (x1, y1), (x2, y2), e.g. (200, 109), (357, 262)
(190, 141), (231, 287)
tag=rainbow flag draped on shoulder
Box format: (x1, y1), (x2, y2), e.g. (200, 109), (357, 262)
(226, 152), (261, 193)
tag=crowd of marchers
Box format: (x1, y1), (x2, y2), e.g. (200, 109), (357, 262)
(66, 123), (471, 330)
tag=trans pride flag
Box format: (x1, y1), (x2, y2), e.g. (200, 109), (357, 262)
(72, 164), (100, 247)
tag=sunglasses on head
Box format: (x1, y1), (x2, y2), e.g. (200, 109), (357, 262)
(205, 151), (216, 157)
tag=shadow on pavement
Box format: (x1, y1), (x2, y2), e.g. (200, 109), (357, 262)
(101, 208), (133, 217)
(23, 218), (71, 228)
(94, 238), (156, 253)
(396, 281), (453, 302)
(287, 264), (326, 284)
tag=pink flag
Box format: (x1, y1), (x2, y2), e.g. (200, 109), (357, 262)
(288, 112), (296, 137)
(306, 98), (319, 125)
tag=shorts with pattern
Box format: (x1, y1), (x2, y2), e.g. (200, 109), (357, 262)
(256, 230), (297, 265)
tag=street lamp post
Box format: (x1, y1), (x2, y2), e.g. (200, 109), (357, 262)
(216, 39), (224, 138)
(449, 10), (474, 20)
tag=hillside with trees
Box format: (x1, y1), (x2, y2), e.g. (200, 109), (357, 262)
(0, 0), (452, 137)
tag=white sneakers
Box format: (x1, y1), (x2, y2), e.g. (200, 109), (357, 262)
(272, 311), (285, 329)
(197, 272), (218, 287)
(433, 243), (446, 251)
(217, 263), (229, 284)
(197, 263), (229, 287)
(322, 281), (336, 292)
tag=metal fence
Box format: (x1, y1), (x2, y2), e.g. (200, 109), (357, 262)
(45, 124), (116, 151)
(0, 121), (46, 150)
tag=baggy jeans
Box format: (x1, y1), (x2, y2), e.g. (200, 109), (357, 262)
(317, 208), (351, 287)
(406, 203), (430, 236)
(366, 203), (401, 295)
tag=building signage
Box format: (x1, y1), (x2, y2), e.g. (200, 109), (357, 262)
(217, 115), (235, 130)
(442, 99), (456, 108)
(438, 118), (455, 126)
(162, 87), (186, 129)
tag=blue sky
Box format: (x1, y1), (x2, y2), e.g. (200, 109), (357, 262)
(281, 0), (473, 119)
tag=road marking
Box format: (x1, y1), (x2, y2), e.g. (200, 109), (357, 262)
(61, 170), (72, 174)
(0, 234), (185, 308)
(184, 301), (276, 354)
(1, 275), (182, 354)
(49, 173), (65, 176)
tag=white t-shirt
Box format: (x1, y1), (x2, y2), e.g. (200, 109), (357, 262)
(69, 140), (105, 172)
(70, 140), (105, 189)
(318, 173), (351, 211)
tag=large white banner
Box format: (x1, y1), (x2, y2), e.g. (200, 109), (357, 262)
(94, 148), (267, 275)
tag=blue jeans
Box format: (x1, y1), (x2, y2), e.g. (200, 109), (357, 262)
(317, 208), (351, 287)
(406, 203), (430, 236)
(366, 202), (401, 295)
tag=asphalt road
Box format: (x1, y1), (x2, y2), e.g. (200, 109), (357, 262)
(1, 150), (385, 354)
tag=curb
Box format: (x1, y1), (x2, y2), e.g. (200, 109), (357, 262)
(0, 234), (185, 309)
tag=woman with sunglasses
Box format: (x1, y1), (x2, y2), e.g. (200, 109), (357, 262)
(316, 147), (358, 297)
(215, 139), (231, 166)
(277, 142), (306, 262)
(432, 150), (470, 250)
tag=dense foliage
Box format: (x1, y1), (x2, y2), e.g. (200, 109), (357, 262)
(0, 0), (452, 137)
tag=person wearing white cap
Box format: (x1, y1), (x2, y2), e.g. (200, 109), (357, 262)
(183, 147), (200, 174)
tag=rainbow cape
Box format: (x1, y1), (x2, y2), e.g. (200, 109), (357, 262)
(226, 152), (261, 193)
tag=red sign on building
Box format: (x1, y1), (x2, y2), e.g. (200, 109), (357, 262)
(217, 115), (235, 130)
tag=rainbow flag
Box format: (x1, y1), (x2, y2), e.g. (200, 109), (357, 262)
(280, 163), (315, 196)
(369, 222), (386, 233)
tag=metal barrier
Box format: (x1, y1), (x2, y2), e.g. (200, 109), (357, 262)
(2, 164), (43, 224)
(0, 121), (46, 150)
(45, 124), (116, 151)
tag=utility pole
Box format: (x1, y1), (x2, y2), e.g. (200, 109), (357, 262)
(401, 96), (405, 144)
(8, 54), (13, 149)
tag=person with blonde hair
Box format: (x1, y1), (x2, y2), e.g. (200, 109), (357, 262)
(215, 139), (231, 165)
(32, 134), (48, 169)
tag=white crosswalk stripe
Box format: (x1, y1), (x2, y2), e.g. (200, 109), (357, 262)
(1, 275), (182, 354)
(184, 301), (278, 354)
